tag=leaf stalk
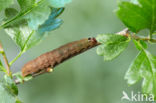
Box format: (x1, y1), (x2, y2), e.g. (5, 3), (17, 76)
(0, 41), (12, 77)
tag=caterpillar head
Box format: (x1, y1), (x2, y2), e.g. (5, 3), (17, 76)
(88, 37), (99, 46)
(22, 60), (37, 77)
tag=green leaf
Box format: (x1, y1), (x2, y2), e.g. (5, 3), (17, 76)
(5, 24), (33, 51)
(0, 60), (2, 65)
(5, 8), (18, 20)
(133, 40), (147, 50)
(0, 60), (6, 72)
(3, 75), (18, 96)
(96, 34), (130, 61)
(13, 72), (32, 83)
(0, 83), (16, 103)
(0, 0), (13, 12)
(16, 0), (70, 30)
(0, 60), (2, 67)
(125, 48), (156, 95)
(0, 75), (19, 103)
(20, 2), (51, 30)
(38, 8), (64, 34)
(15, 98), (22, 103)
(116, 0), (156, 34)
(139, 40), (148, 49)
(4, 8), (26, 28)
(5, 8), (64, 52)
(23, 75), (32, 82)
(2, 0), (71, 29)
(0, 60), (4, 71)
(13, 72), (23, 84)
(17, 0), (36, 10)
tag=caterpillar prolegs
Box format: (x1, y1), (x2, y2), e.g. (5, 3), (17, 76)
(22, 38), (99, 77)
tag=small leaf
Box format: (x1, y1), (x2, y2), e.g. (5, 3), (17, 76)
(125, 43), (156, 95)
(5, 8), (18, 19)
(0, 83), (16, 103)
(38, 8), (64, 34)
(0, 0), (13, 12)
(13, 72), (32, 83)
(116, 0), (156, 34)
(96, 34), (130, 61)
(0, 60), (4, 71)
(0, 75), (19, 103)
(0, 60), (2, 66)
(23, 76), (32, 82)
(16, 98), (22, 103)
(0, 60), (3, 71)
(3, 75), (18, 96)
(13, 72), (23, 82)
(96, 34), (128, 44)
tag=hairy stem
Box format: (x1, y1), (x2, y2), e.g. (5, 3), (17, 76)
(131, 34), (156, 43)
(0, 41), (11, 76)
(10, 51), (23, 66)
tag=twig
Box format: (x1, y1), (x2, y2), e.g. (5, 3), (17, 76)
(14, 28), (156, 84)
(10, 51), (23, 66)
(131, 34), (156, 43)
(118, 28), (156, 43)
(14, 29), (128, 84)
(0, 41), (11, 76)
(9, 31), (35, 66)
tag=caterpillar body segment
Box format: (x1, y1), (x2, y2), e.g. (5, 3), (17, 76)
(22, 38), (99, 77)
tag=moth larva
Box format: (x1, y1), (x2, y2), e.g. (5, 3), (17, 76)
(22, 38), (99, 77)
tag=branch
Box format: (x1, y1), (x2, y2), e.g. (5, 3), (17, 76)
(131, 34), (156, 43)
(9, 51), (23, 66)
(15, 28), (156, 84)
(0, 41), (11, 76)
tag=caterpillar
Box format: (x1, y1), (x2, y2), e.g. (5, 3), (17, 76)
(22, 37), (99, 77)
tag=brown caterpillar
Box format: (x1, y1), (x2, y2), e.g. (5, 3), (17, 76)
(22, 38), (99, 77)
